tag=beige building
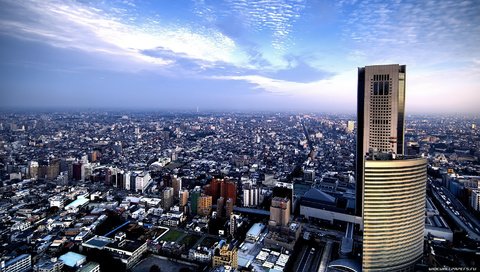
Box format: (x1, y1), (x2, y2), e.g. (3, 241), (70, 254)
(269, 197), (290, 227)
(363, 156), (427, 271)
(179, 189), (189, 207)
(197, 195), (212, 216)
(212, 242), (238, 269)
(356, 64), (406, 215)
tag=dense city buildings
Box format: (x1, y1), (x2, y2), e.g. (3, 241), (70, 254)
(0, 107), (478, 271)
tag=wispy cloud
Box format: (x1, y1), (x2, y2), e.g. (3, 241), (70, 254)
(338, 0), (480, 65)
(0, 0), (245, 71)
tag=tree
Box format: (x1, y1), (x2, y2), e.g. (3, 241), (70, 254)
(150, 264), (161, 272)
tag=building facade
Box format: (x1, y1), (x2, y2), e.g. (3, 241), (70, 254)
(212, 241), (238, 269)
(357, 64), (426, 271)
(363, 156), (427, 271)
(356, 64), (406, 216)
(269, 197), (290, 227)
(197, 195), (212, 216)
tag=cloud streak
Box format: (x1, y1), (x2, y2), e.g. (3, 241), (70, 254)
(0, 0), (245, 71)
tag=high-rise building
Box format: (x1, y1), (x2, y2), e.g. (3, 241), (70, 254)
(347, 120), (355, 133)
(205, 179), (237, 205)
(269, 197), (290, 227)
(357, 64), (426, 272)
(179, 189), (189, 207)
(362, 155), (426, 272)
(72, 162), (82, 181)
(198, 195), (212, 216)
(172, 176), (182, 199)
(162, 187), (174, 211)
(225, 198), (234, 218)
(190, 188), (201, 215)
(216, 197), (225, 218)
(356, 64), (406, 215)
(243, 184), (259, 207)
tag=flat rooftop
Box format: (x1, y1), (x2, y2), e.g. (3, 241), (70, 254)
(59, 251), (86, 267)
(83, 236), (114, 249)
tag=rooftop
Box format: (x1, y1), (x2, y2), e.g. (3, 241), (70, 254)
(83, 236), (114, 249)
(59, 252), (86, 268)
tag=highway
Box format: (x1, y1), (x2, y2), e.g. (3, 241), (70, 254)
(429, 178), (480, 241)
(295, 244), (323, 272)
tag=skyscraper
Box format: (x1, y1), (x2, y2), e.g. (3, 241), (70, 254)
(357, 64), (426, 272)
(356, 64), (406, 216)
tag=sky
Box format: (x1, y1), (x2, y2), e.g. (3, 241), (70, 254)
(0, 0), (479, 113)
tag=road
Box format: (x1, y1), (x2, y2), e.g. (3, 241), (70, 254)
(429, 178), (480, 241)
(295, 244), (323, 272)
(318, 240), (333, 272)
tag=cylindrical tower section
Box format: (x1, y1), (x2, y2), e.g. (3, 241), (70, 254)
(363, 156), (427, 272)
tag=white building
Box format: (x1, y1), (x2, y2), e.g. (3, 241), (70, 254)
(243, 185), (259, 207)
(471, 189), (480, 211)
(49, 195), (65, 209)
(1, 254), (31, 272)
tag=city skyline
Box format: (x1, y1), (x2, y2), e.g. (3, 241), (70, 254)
(0, 0), (479, 113)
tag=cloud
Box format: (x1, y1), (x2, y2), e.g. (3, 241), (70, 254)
(337, 0), (480, 64)
(195, 0), (307, 51)
(0, 0), (246, 71)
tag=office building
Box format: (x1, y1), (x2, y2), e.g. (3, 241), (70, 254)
(363, 155), (426, 271)
(198, 195), (212, 216)
(179, 189), (189, 207)
(162, 187), (174, 211)
(172, 177), (182, 199)
(269, 197), (290, 227)
(356, 64), (406, 216)
(212, 241), (238, 269)
(1, 254), (31, 272)
(471, 189), (480, 211)
(190, 188), (201, 215)
(243, 184), (259, 207)
(347, 120), (355, 133)
(357, 65), (427, 272)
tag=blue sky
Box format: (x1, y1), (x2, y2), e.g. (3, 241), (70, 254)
(0, 0), (479, 112)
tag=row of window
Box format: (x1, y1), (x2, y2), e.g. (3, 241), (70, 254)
(372, 74), (391, 81)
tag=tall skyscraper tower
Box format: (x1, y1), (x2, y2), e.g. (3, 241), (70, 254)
(357, 64), (426, 272)
(356, 64), (406, 215)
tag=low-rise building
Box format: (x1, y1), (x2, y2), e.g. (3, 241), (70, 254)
(1, 254), (31, 272)
(212, 241), (238, 269)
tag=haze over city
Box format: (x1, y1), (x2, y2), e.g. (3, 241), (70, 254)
(1, 0), (479, 113)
